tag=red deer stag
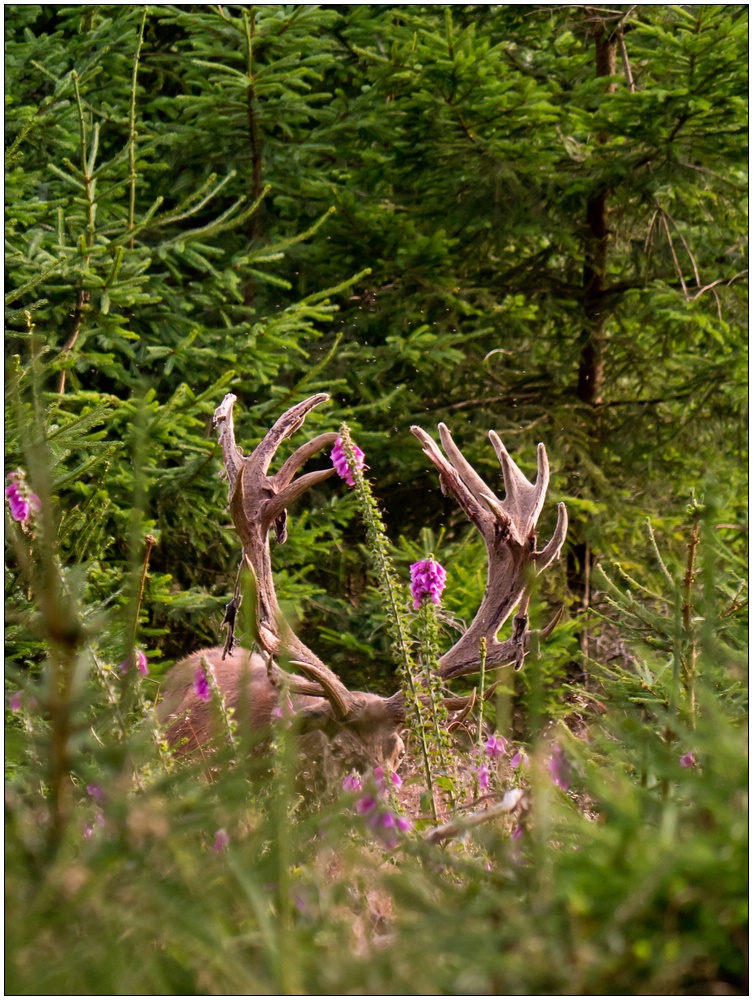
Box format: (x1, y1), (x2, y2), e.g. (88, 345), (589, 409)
(158, 393), (567, 778)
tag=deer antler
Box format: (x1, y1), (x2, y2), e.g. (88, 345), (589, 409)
(214, 392), (357, 719)
(212, 397), (565, 734)
(411, 422), (568, 680)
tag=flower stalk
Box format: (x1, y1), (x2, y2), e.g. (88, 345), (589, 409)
(203, 656), (238, 758)
(476, 636), (488, 754)
(416, 599), (453, 783)
(337, 425), (439, 821)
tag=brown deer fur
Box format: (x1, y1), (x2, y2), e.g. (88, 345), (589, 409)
(158, 394), (567, 780)
(158, 647), (406, 773)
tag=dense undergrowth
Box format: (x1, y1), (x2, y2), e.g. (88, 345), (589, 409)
(5, 4), (748, 995)
(4, 439), (749, 993)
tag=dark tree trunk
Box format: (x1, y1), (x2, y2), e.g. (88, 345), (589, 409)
(571, 14), (620, 665)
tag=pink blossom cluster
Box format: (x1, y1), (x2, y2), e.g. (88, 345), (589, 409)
(476, 735), (529, 789)
(83, 812), (106, 839)
(194, 665), (211, 702)
(212, 829), (230, 852)
(409, 558), (447, 610)
(83, 784), (106, 839)
(87, 784), (105, 803)
(342, 765), (411, 848)
(5, 470), (40, 524)
(342, 772), (362, 793)
(119, 649), (149, 676)
(485, 734), (508, 758)
(548, 743), (571, 790)
(330, 436), (366, 487)
(477, 734), (506, 788)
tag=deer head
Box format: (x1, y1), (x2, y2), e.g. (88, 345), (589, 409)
(157, 394), (568, 778)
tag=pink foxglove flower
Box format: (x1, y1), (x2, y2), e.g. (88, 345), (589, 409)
(87, 784), (104, 803)
(193, 665), (211, 702)
(5, 484), (30, 523)
(391, 770), (403, 788)
(549, 743), (571, 790)
(5, 470), (40, 524)
(212, 829), (230, 852)
(510, 750), (528, 769)
(8, 692), (22, 712)
(478, 764), (490, 789)
(374, 810), (410, 849)
(409, 558), (447, 609)
(485, 734), (508, 758)
(331, 436), (366, 487)
(679, 751), (696, 768)
(83, 811), (105, 839)
(342, 773), (362, 793)
(350, 775), (411, 846)
(120, 649), (149, 675)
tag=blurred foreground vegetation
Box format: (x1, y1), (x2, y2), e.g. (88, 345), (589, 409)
(5, 5), (747, 994)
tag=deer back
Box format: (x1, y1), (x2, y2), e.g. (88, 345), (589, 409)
(157, 647), (283, 757)
(157, 647), (406, 776)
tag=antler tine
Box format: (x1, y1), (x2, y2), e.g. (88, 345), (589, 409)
(275, 432), (339, 489)
(437, 423), (497, 514)
(213, 394), (244, 498)
(535, 503), (568, 572)
(216, 394), (359, 723)
(540, 604), (565, 640)
(444, 689), (476, 716)
(265, 468), (336, 529)
(413, 419), (567, 681)
(265, 655), (327, 699)
(488, 432), (550, 540)
(252, 393), (331, 477)
(258, 618), (351, 712)
(263, 431), (340, 531)
(266, 653), (356, 721)
(288, 660), (352, 719)
(410, 425), (490, 530)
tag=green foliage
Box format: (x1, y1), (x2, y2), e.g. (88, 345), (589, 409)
(6, 3), (747, 673)
(4, 479), (747, 993)
(5, 5), (748, 996)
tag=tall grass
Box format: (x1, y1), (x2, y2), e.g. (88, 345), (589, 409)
(5, 416), (747, 995)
